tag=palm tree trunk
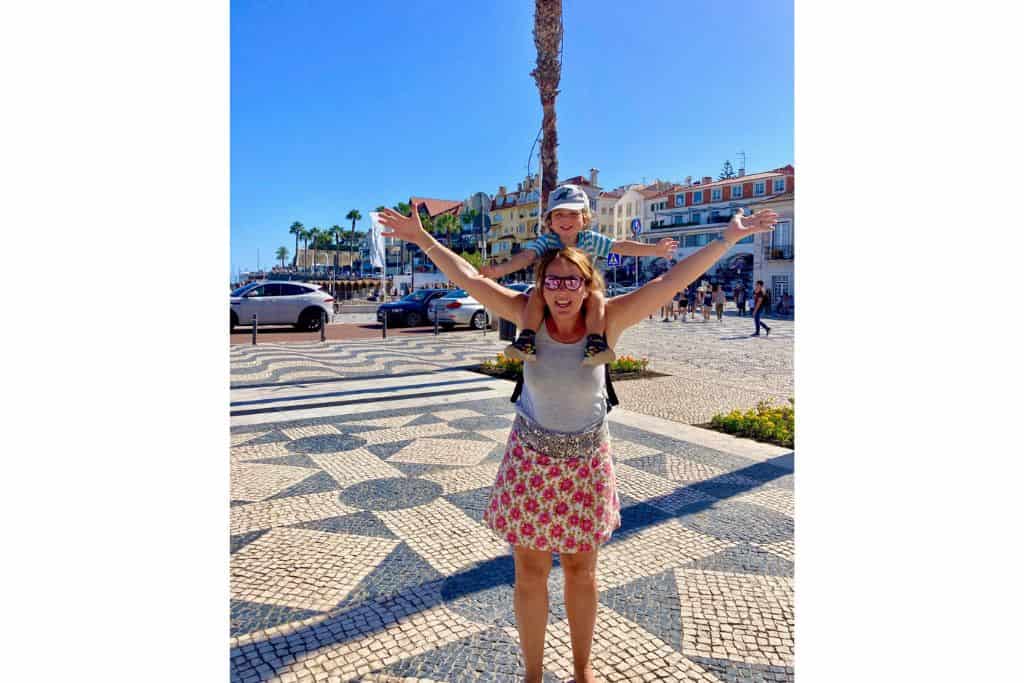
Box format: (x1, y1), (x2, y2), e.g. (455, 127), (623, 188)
(293, 235), (298, 267)
(532, 0), (562, 210)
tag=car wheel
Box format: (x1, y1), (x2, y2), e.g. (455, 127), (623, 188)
(470, 310), (488, 330)
(296, 309), (323, 331)
(404, 311), (422, 327)
(230, 312), (238, 332)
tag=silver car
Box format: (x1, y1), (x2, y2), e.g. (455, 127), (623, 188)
(230, 281), (333, 331)
(428, 288), (491, 330)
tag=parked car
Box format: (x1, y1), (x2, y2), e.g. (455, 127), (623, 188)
(428, 289), (491, 330)
(376, 289), (450, 327)
(230, 281), (334, 331)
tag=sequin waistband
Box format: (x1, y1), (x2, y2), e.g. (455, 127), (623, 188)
(512, 413), (608, 460)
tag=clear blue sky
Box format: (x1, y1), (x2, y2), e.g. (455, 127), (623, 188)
(231, 0), (793, 275)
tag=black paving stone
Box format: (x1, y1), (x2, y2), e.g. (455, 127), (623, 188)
(284, 433), (367, 454)
(230, 529), (269, 554)
(424, 429), (497, 443)
(289, 511), (397, 539)
(244, 430), (291, 445)
(365, 439), (414, 461)
(612, 494), (675, 540)
(689, 655), (795, 682)
(336, 541), (444, 610)
(691, 542), (793, 578)
(378, 626), (527, 682)
(445, 486), (494, 522)
(599, 569), (682, 651)
(266, 471), (340, 501)
(619, 453), (670, 477)
(230, 499), (251, 508)
(230, 600), (323, 638)
(247, 453), (320, 469)
(405, 413), (445, 426)
(675, 500), (793, 544)
(442, 557), (567, 627)
(339, 477), (443, 511)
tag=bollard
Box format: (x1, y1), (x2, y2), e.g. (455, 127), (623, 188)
(434, 314), (439, 336)
(382, 311), (387, 339)
(251, 314), (257, 345)
(320, 310), (326, 342)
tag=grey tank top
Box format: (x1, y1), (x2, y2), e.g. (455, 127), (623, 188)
(515, 324), (607, 433)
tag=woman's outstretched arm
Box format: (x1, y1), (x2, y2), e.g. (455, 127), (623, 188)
(376, 208), (529, 326)
(605, 210), (778, 345)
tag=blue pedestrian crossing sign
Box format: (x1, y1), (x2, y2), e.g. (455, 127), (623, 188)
(630, 218), (641, 235)
(606, 252), (621, 267)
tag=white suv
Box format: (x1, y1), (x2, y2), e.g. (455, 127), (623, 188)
(230, 281), (334, 331)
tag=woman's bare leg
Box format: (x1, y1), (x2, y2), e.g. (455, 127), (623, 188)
(514, 546), (553, 682)
(561, 549), (599, 683)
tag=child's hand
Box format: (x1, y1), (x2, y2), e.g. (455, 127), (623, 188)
(480, 264), (499, 279)
(656, 237), (679, 258)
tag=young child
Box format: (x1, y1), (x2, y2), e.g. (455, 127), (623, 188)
(479, 183), (678, 366)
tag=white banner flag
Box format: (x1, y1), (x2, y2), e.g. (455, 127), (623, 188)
(368, 212), (386, 269)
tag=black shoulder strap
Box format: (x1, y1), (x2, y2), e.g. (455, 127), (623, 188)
(510, 372), (524, 404)
(604, 363), (619, 413)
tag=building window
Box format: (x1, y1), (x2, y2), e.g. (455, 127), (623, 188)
(773, 178), (785, 193)
(673, 214), (684, 225)
(772, 220), (793, 247)
(731, 185), (742, 199)
(684, 234), (702, 247)
(772, 274), (790, 300)
(711, 188), (722, 202)
(754, 181), (766, 196)
(693, 191), (703, 204)
(676, 194), (685, 206)
(691, 212), (701, 224)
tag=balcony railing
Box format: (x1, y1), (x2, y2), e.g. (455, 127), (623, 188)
(766, 244), (794, 260)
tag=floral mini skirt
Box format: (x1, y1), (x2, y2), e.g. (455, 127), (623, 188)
(482, 413), (622, 554)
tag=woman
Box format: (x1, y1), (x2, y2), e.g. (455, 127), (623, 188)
(711, 283), (726, 322)
(701, 284), (713, 322)
(378, 205), (776, 683)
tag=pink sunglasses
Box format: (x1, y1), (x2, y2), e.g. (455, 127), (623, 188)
(543, 275), (584, 291)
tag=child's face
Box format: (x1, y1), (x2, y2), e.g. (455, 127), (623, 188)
(549, 209), (585, 242)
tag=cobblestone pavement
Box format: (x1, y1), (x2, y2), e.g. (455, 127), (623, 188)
(230, 349), (795, 682)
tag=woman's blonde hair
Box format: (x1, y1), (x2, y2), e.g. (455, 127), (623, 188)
(534, 247), (606, 300)
(542, 205), (593, 232)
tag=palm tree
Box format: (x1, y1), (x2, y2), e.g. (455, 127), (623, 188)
(532, 0), (563, 209)
(345, 209), (362, 273)
(299, 227), (311, 270)
(275, 246), (289, 268)
(330, 224), (343, 275)
(288, 221), (304, 268)
(309, 227), (322, 271)
(435, 213), (459, 251)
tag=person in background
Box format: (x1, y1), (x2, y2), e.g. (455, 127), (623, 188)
(702, 284), (712, 322)
(734, 282), (747, 316)
(712, 283), (726, 322)
(752, 280), (772, 336)
(684, 286), (697, 321)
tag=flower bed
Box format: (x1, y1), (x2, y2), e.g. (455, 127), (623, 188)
(707, 399), (794, 448)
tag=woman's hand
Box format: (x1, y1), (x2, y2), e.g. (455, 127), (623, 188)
(723, 209), (778, 244)
(377, 207), (428, 246)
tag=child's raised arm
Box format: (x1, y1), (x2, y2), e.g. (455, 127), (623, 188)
(611, 237), (678, 259)
(480, 249), (538, 279)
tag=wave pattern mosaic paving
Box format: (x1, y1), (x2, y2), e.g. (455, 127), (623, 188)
(230, 391), (794, 682)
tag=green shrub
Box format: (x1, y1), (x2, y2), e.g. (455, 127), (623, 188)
(480, 353), (523, 376)
(709, 399), (794, 448)
(610, 355), (649, 373)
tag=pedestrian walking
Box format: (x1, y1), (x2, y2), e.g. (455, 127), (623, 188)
(734, 282), (747, 316)
(752, 279), (772, 336)
(702, 284), (712, 322)
(712, 283), (726, 322)
(685, 285), (697, 321)
(377, 203), (778, 683)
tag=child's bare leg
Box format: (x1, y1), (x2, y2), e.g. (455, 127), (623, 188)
(504, 286), (544, 362)
(582, 290), (615, 366)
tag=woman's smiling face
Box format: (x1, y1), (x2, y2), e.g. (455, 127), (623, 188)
(542, 255), (588, 321)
